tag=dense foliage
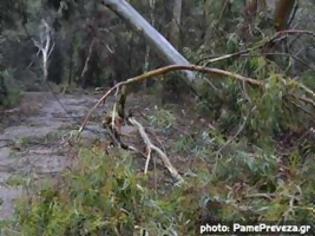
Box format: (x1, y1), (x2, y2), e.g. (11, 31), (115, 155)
(1, 143), (314, 235)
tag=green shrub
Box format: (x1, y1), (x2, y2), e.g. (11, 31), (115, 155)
(12, 148), (148, 235)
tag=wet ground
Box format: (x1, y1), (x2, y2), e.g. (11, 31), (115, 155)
(0, 92), (105, 219)
(0, 90), (204, 220)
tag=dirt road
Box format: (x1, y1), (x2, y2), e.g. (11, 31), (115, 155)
(0, 92), (104, 219)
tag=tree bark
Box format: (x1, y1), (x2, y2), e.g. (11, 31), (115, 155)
(102, 0), (195, 82)
(0, 74), (8, 106)
(170, 0), (182, 47)
(274, 0), (296, 30)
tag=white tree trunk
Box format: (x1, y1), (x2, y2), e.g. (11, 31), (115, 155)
(102, 0), (195, 82)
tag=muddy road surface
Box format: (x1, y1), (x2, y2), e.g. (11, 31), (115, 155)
(0, 92), (105, 219)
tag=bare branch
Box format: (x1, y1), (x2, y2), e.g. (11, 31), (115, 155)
(128, 117), (184, 183)
(198, 29), (315, 66)
(79, 64), (263, 132)
(79, 64), (314, 133)
(80, 38), (96, 80)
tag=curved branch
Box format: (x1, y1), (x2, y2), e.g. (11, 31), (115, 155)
(79, 65), (263, 132)
(79, 64), (314, 133)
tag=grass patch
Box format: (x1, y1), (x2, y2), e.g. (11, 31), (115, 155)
(148, 107), (176, 129)
(6, 175), (28, 187)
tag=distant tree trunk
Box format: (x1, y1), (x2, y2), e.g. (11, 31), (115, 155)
(203, 0), (225, 47)
(102, 0), (195, 83)
(240, 0), (268, 41)
(274, 0), (296, 30)
(160, 0), (184, 103)
(244, 0), (258, 19)
(145, 0), (156, 58)
(243, 0), (297, 32)
(143, 0), (156, 85)
(241, 0), (258, 40)
(0, 73), (8, 106)
(169, 0), (182, 48)
(67, 42), (74, 87)
(47, 38), (64, 84)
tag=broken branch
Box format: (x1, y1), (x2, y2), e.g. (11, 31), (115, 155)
(128, 117), (184, 183)
(79, 64), (263, 132)
(80, 64), (314, 133)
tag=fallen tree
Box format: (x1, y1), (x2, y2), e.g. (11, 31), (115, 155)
(80, 64), (315, 181)
(101, 0), (315, 96)
(91, 1), (315, 182)
(80, 64), (264, 132)
(80, 64), (314, 132)
(102, 0), (196, 83)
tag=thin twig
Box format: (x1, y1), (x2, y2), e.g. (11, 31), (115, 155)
(198, 29), (315, 66)
(80, 38), (96, 80)
(240, 52), (315, 72)
(245, 193), (275, 201)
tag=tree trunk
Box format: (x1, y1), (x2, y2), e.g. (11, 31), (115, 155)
(274, 0), (296, 30)
(169, 0), (182, 47)
(102, 0), (195, 82)
(0, 75), (8, 106)
(203, 0), (228, 48)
